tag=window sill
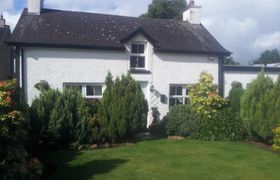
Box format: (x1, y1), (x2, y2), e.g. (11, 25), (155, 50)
(130, 69), (151, 74)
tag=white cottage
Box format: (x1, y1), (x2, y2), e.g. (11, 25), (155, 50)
(8, 0), (233, 126)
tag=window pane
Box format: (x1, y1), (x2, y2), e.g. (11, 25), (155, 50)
(65, 85), (82, 93)
(170, 86), (176, 96)
(138, 57), (145, 68)
(176, 86), (183, 95)
(185, 98), (189, 105)
(130, 56), (138, 68)
(169, 98), (176, 108)
(138, 44), (145, 54)
(132, 44), (138, 53)
(86, 85), (102, 96)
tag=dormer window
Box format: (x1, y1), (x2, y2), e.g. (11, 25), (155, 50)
(130, 43), (146, 69)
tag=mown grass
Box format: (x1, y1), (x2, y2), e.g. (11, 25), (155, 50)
(43, 139), (280, 180)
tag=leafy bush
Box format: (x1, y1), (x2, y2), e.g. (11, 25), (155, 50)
(0, 80), (42, 179)
(189, 72), (229, 119)
(189, 72), (243, 141)
(241, 71), (277, 143)
(228, 81), (244, 113)
(166, 105), (198, 137)
(99, 72), (148, 142)
(272, 126), (280, 153)
(193, 108), (244, 141)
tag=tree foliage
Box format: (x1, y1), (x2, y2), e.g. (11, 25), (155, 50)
(189, 72), (243, 141)
(228, 81), (244, 113)
(224, 56), (240, 65)
(100, 72), (148, 142)
(165, 105), (198, 137)
(0, 80), (42, 179)
(141, 0), (187, 20)
(240, 70), (278, 143)
(272, 126), (280, 153)
(253, 49), (280, 65)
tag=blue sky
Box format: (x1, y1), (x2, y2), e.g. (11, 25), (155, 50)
(1, 0), (280, 64)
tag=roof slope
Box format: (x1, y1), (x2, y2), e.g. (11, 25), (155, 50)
(0, 26), (11, 45)
(8, 8), (230, 55)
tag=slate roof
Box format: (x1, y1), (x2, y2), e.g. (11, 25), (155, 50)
(7, 8), (230, 55)
(0, 26), (11, 45)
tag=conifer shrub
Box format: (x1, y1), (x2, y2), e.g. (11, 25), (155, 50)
(228, 81), (244, 113)
(240, 71), (277, 143)
(30, 88), (100, 147)
(165, 105), (198, 137)
(99, 72), (148, 142)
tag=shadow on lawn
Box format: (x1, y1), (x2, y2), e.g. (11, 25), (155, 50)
(42, 151), (129, 180)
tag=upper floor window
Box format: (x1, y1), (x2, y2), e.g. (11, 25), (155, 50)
(169, 85), (189, 109)
(130, 43), (146, 69)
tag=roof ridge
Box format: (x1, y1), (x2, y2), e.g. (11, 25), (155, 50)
(37, 8), (195, 24)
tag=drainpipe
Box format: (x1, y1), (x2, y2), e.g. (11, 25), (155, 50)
(218, 56), (224, 97)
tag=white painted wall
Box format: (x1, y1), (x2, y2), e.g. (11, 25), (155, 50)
(152, 52), (219, 119)
(224, 71), (280, 97)
(23, 47), (128, 104)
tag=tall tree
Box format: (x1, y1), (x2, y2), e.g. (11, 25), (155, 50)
(141, 0), (187, 20)
(253, 49), (280, 65)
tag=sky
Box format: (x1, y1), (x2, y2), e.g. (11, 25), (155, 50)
(1, 0), (280, 64)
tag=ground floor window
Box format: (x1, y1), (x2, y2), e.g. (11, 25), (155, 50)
(64, 83), (104, 99)
(169, 85), (189, 108)
(138, 81), (148, 100)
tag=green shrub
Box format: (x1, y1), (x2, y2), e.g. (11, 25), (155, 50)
(272, 126), (280, 153)
(166, 105), (198, 137)
(0, 80), (42, 179)
(30, 88), (99, 147)
(149, 115), (168, 137)
(99, 72), (148, 142)
(228, 81), (244, 113)
(189, 72), (229, 119)
(193, 108), (244, 141)
(241, 71), (276, 143)
(189, 72), (243, 141)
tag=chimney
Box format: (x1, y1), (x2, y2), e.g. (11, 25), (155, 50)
(0, 13), (5, 28)
(28, 0), (44, 14)
(183, 0), (201, 24)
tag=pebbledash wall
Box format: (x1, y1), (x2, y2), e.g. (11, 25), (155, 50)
(223, 66), (280, 97)
(22, 34), (220, 126)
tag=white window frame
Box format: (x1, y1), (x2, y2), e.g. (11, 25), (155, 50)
(63, 83), (104, 99)
(169, 84), (189, 108)
(130, 42), (147, 70)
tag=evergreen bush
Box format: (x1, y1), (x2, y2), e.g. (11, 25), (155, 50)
(228, 81), (244, 113)
(240, 71), (276, 143)
(99, 72), (148, 142)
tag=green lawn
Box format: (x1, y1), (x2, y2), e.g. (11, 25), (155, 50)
(43, 139), (280, 180)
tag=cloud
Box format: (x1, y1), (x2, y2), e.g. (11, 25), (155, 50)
(2, 11), (21, 30)
(44, 0), (152, 16)
(253, 31), (280, 49)
(0, 0), (13, 11)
